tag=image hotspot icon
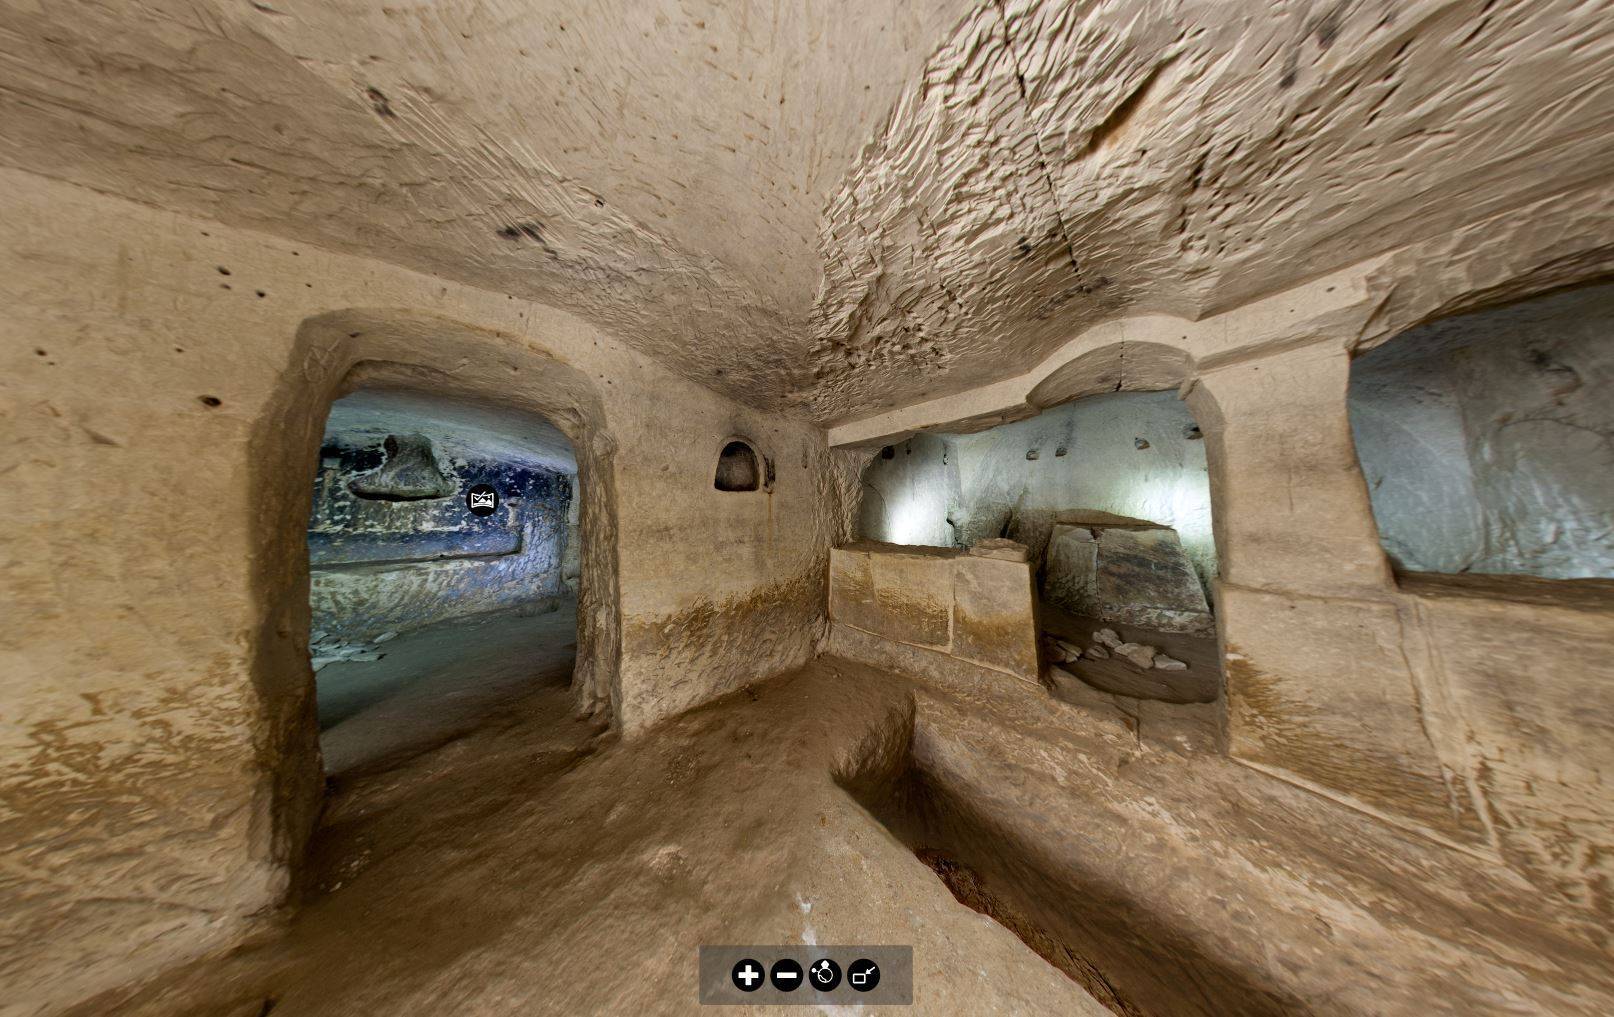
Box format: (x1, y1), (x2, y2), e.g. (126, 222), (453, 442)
(466, 484), (499, 517)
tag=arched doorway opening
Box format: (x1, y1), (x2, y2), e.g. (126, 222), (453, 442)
(306, 385), (582, 776)
(246, 309), (622, 888)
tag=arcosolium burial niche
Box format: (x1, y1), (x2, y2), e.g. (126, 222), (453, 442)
(306, 387), (580, 740)
(1349, 282), (1614, 580)
(857, 390), (1222, 707)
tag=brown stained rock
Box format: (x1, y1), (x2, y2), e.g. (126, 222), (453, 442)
(870, 553), (954, 649)
(2, 179), (844, 1014)
(1396, 573), (1614, 903)
(7, 2), (1614, 1011)
(832, 542), (1040, 683)
(969, 538), (1030, 562)
(1220, 587), (1491, 844)
(914, 848), (1150, 1017)
(828, 546), (882, 636)
(1066, 656), (1216, 706)
(1083, 644), (1110, 660)
(952, 553), (1040, 681)
(1092, 527), (1214, 638)
(1044, 525), (1101, 616)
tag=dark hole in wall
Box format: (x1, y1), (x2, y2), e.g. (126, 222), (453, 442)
(714, 440), (762, 491)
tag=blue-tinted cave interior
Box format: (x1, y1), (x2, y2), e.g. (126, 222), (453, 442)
(307, 386), (579, 775)
(1349, 282), (1614, 583)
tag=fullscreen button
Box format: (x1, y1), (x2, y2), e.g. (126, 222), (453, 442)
(847, 958), (881, 992)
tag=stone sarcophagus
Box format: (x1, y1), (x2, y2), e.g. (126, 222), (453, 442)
(1041, 515), (1213, 638)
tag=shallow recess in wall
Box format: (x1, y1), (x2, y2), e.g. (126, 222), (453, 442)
(1348, 282), (1614, 581)
(714, 438), (764, 491)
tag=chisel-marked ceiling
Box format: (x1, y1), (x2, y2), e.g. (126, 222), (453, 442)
(3, 0), (1610, 424)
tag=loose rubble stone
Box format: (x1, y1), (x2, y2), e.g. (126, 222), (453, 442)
(1116, 642), (1159, 670)
(1153, 655), (1187, 671)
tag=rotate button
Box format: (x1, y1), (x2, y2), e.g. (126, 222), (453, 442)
(808, 957), (842, 991)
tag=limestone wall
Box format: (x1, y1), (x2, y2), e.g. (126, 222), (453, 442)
(855, 433), (959, 547)
(827, 542), (1040, 686)
(856, 391), (1216, 588)
(827, 221), (1614, 937)
(0, 170), (839, 1015)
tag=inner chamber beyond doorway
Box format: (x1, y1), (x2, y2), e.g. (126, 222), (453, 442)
(305, 386), (580, 776)
(856, 389), (1222, 737)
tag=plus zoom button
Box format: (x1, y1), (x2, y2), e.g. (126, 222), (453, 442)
(730, 958), (764, 992)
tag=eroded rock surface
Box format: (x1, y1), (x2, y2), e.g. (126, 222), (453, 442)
(4, 3), (1614, 1016)
(2, 2), (1609, 422)
(808, 0), (1614, 421)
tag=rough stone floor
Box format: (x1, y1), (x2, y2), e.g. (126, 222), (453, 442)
(316, 603), (577, 777)
(80, 651), (1613, 1017)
